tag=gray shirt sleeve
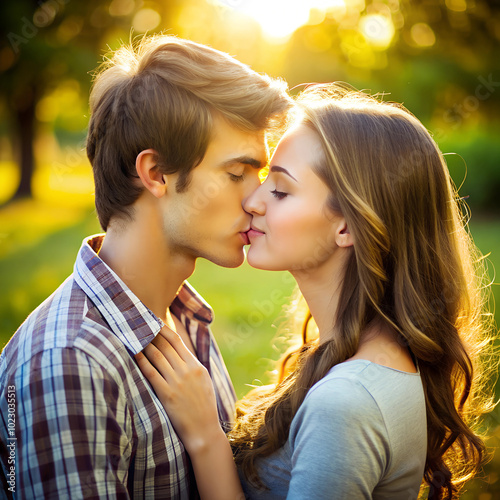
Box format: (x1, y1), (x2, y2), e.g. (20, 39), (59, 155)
(287, 376), (390, 500)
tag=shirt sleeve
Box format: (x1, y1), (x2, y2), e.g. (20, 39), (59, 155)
(286, 377), (390, 500)
(14, 346), (134, 499)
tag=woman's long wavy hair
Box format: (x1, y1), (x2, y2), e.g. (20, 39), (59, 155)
(229, 84), (496, 499)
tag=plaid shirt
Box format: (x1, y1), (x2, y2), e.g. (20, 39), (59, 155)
(0, 235), (236, 499)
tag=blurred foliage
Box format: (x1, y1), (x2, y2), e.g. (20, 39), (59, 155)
(0, 0), (183, 196)
(0, 0), (499, 207)
(441, 130), (500, 211)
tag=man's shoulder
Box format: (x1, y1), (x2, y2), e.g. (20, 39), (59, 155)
(0, 273), (120, 377)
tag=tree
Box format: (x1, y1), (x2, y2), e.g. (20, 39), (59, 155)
(0, 0), (136, 200)
(1, 0), (499, 203)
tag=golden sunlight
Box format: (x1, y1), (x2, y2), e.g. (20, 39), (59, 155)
(359, 14), (395, 49)
(216, 0), (347, 40)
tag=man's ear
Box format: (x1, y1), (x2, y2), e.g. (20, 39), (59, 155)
(135, 149), (167, 198)
(335, 218), (354, 248)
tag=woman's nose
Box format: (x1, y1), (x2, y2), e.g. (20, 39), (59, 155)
(243, 183), (266, 215)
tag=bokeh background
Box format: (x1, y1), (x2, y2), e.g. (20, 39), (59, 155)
(0, 0), (499, 497)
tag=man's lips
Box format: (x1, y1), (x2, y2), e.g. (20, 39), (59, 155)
(240, 225), (265, 245)
(240, 231), (250, 245)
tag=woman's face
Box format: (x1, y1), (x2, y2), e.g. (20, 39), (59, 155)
(244, 123), (346, 272)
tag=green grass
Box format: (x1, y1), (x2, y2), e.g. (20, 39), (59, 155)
(0, 202), (101, 337)
(0, 199), (499, 498)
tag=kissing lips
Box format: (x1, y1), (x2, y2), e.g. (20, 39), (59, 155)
(247, 225), (265, 239)
(240, 231), (250, 245)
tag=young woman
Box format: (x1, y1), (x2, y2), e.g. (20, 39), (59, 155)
(135, 84), (495, 499)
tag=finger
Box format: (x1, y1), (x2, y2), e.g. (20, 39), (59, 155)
(135, 352), (171, 403)
(142, 342), (178, 383)
(158, 326), (196, 364)
(134, 350), (171, 398)
(135, 351), (156, 378)
(151, 331), (186, 370)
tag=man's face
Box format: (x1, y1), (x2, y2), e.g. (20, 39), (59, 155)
(162, 116), (267, 268)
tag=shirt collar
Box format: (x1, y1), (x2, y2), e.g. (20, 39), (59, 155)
(171, 281), (214, 325)
(74, 234), (163, 354)
(74, 234), (214, 355)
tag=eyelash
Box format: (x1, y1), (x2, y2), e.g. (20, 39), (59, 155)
(228, 173), (245, 182)
(271, 189), (287, 200)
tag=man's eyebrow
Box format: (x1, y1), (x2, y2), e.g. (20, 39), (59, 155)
(221, 156), (263, 169)
(270, 165), (298, 182)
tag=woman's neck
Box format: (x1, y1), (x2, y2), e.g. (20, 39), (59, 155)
(292, 255), (416, 373)
(347, 319), (417, 373)
(291, 251), (350, 343)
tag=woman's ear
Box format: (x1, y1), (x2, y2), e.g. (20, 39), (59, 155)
(335, 218), (354, 248)
(135, 149), (167, 198)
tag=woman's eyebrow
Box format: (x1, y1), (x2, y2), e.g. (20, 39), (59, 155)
(270, 165), (298, 182)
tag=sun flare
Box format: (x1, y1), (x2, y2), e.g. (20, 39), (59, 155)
(217, 0), (347, 40)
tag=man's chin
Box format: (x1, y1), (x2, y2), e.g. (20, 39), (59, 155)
(205, 249), (245, 269)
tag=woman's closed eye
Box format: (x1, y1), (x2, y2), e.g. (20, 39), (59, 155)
(271, 189), (287, 200)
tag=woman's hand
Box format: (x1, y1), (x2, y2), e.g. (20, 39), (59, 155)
(136, 326), (245, 500)
(135, 326), (223, 455)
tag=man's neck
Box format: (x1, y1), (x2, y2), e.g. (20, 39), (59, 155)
(98, 218), (196, 324)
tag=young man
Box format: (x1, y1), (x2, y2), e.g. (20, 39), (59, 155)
(0, 35), (290, 498)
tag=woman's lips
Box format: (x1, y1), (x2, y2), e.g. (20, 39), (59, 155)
(247, 228), (265, 239)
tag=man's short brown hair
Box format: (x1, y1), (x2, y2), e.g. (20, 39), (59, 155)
(86, 35), (291, 230)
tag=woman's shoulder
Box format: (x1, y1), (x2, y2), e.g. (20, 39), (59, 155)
(303, 359), (424, 418)
(321, 358), (421, 386)
(290, 359), (426, 453)
(288, 361), (392, 452)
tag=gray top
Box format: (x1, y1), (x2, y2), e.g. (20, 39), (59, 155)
(240, 359), (427, 500)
